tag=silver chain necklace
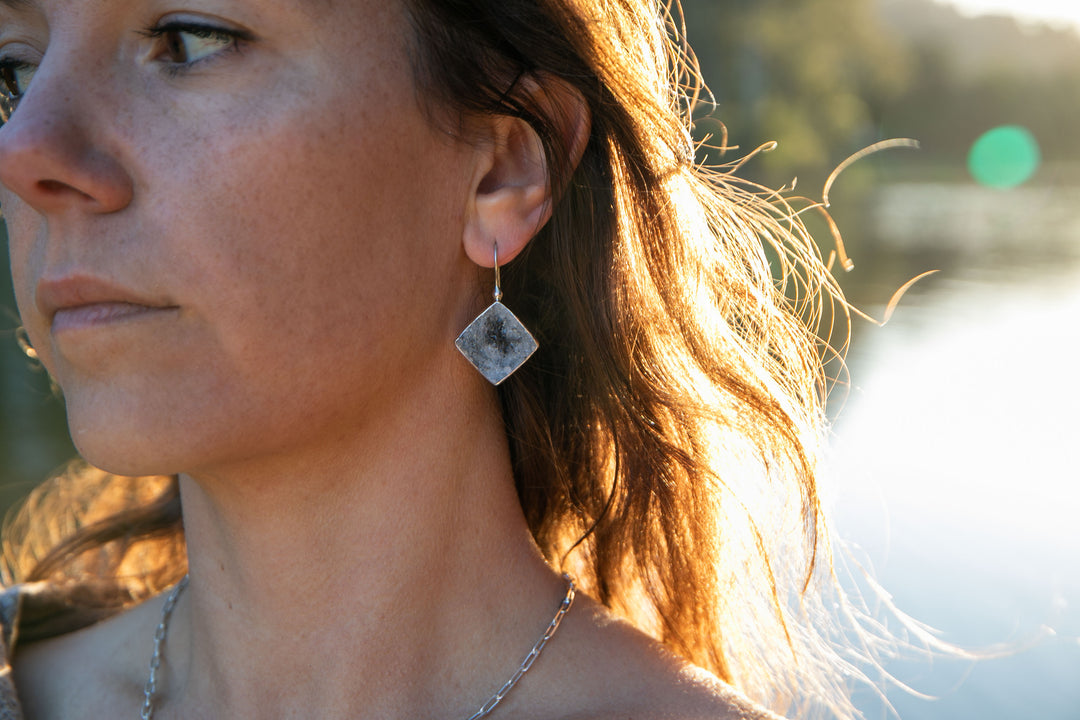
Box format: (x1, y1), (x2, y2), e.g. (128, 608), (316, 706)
(141, 574), (575, 720)
(140, 575), (188, 720)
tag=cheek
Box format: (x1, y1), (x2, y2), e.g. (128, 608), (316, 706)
(17, 45), (478, 475)
(117, 73), (473, 430)
(164, 109), (431, 355)
(4, 212), (32, 314)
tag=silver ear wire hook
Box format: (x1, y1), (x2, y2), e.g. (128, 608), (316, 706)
(455, 239), (538, 385)
(493, 242), (503, 303)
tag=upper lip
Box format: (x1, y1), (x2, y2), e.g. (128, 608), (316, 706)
(36, 274), (176, 321)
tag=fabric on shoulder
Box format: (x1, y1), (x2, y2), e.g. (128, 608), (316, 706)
(0, 580), (127, 720)
(0, 584), (25, 720)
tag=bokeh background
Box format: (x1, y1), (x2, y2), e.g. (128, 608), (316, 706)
(1, 0), (1078, 717)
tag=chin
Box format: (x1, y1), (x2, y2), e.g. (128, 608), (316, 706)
(70, 431), (178, 479)
(65, 404), (187, 479)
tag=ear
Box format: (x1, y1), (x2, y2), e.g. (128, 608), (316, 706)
(463, 76), (591, 268)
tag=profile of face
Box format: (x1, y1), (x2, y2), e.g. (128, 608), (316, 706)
(0, 0), (490, 477)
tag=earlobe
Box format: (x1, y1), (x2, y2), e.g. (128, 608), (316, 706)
(463, 75), (591, 268)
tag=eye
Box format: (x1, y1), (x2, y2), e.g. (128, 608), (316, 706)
(0, 58), (36, 103)
(144, 20), (250, 71)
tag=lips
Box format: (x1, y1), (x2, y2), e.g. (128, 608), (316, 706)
(36, 274), (178, 333)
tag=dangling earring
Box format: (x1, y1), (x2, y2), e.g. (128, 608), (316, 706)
(15, 326), (38, 361)
(455, 242), (538, 385)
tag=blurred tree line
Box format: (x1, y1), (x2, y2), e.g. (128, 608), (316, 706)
(682, 0), (1080, 187)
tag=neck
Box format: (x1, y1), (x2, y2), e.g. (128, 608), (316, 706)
(161, 368), (568, 720)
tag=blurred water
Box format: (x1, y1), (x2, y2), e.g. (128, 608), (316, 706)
(828, 182), (1080, 719)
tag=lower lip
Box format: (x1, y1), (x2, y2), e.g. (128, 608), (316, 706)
(52, 302), (178, 334)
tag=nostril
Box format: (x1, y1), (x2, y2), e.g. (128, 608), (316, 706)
(39, 179), (68, 193)
(31, 178), (98, 204)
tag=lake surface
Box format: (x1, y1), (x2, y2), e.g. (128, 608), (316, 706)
(827, 182), (1080, 718)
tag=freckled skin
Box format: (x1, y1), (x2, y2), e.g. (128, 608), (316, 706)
(0, 0), (481, 477)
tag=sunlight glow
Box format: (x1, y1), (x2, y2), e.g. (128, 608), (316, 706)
(939, 0), (1080, 31)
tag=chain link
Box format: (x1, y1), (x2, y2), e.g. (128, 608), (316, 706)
(141, 573), (574, 720)
(141, 575), (189, 720)
(465, 574), (575, 720)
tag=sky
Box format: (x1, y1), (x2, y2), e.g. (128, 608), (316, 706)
(940, 0), (1080, 31)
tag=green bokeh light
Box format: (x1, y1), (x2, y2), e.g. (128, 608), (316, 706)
(968, 125), (1041, 189)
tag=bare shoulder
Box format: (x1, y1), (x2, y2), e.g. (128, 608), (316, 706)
(588, 668), (789, 720)
(566, 666), (788, 720)
(545, 596), (788, 720)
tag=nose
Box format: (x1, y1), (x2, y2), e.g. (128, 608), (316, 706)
(0, 70), (134, 216)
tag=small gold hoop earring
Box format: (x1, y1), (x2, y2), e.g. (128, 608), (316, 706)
(454, 242), (538, 385)
(15, 326), (38, 361)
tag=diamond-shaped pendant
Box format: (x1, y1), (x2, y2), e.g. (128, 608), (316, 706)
(455, 301), (538, 385)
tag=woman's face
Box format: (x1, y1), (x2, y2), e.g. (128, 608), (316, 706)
(0, 0), (483, 475)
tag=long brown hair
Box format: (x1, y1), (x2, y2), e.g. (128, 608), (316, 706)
(4, 1), (870, 716)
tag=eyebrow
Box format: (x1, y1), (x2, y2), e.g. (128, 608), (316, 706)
(0, 0), (32, 9)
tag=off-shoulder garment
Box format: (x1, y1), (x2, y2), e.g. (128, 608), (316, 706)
(0, 584), (27, 719)
(0, 582), (128, 720)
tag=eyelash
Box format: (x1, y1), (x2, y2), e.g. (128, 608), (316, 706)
(140, 20), (252, 76)
(0, 58), (31, 93)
